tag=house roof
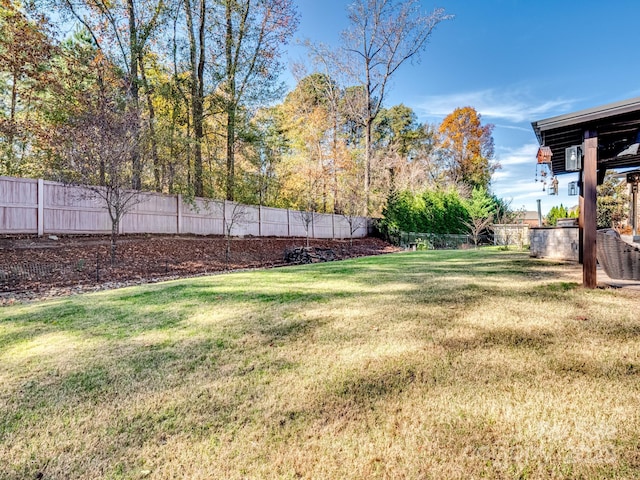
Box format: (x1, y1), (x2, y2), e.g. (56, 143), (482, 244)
(531, 97), (640, 175)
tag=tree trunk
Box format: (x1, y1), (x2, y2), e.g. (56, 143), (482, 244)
(110, 220), (118, 265)
(184, 0), (205, 197)
(5, 70), (18, 174)
(127, 0), (142, 190)
(225, 0), (236, 202)
(364, 118), (371, 215)
(138, 55), (161, 192)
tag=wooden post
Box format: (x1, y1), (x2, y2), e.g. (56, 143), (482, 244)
(287, 209), (290, 237)
(578, 168), (584, 264)
(332, 213), (335, 239)
(223, 200), (227, 236)
(583, 131), (598, 288)
(177, 194), (183, 234)
(37, 178), (44, 237)
(578, 194), (584, 264)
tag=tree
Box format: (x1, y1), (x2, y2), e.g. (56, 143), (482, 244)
(213, 0), (298, 201)
(491, 196), (526, 249)
(597, 173), (628, 229)
(463, 186), (494, 247)
(546, 203), (578, 226)
(372, 103), (436, 202)
(340, 179), (367, 247)
(292, 56), (350, 213)
(55, 0), (166, 190)
(0, 0), (57, 176)
(221, 200), (249, 267)
(54, 95), (144, 264)
(180, 0), (206, 196)
(340, 0), (451, 213)
(379, 187), (469, 239)
(278, 73), (337, 212)
(438, 106), (498, 190)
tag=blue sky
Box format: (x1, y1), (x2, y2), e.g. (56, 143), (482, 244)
(284, 0), (640, 213)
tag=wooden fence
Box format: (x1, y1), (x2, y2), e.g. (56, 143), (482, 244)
(0, 176), (368, 239)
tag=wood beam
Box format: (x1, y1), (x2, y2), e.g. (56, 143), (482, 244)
(583, 131), (598, 288)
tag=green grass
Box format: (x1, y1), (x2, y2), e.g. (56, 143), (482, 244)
(1, 248), (640, 479)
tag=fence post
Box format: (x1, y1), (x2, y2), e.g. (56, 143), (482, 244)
(331, 213), (335, 239)
(259, 205), (262, 237)
(223, 200), (227, 236)
(37, 178), (44, 237)
(287, 209), (290, 237)
(177, 194), (183, 234)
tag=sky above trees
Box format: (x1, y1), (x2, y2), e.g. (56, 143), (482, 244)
(287, 0), (640, 213)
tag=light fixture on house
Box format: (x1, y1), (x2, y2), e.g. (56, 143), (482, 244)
(568, 181), (578, 196)
(627, 171), (640, 192)
(565, 145), (582, 171)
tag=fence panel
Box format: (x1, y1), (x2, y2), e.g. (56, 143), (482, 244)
(181, 198), (224, 235)
(287, 210), (313, 238)
(223, 202), (260, 237)
(313, 213), (334, 239)
(121, 192), (178, 234)
(0, 175), (370, 240)
(44, 182), (111, 234)
(333, 215), (367, 239)
(260, 207), (289, 237)
(0, 177), (38, 233)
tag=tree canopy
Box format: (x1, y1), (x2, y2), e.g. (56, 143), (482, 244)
(0, 0), (519, 230)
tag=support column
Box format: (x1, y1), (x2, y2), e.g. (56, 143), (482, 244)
(583, 131), (598, 288)
(578, 170), (584, 264)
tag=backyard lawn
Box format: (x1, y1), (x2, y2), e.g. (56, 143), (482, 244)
(1, 248), (639, 479)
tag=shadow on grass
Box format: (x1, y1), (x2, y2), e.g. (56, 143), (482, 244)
(2, 248), (638, 478)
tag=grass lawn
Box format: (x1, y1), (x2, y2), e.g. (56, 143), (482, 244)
(1, 248), (639, 479)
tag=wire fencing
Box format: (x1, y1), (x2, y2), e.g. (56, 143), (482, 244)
(396, 231), (493, 250)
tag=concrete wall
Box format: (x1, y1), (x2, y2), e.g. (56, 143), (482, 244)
(529, 226), (579, 261)
(493, 224), (529, 247)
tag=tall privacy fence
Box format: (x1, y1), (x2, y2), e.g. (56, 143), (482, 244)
(0, 176), (368, 239)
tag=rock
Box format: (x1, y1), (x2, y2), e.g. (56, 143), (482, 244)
(284, 246), (337, 264)
(48, 235), (59, 241)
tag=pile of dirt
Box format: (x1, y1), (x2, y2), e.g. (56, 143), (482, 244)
(0, 234), (399, 304)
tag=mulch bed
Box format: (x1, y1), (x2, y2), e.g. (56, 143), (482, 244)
(0, 234), (399, 305)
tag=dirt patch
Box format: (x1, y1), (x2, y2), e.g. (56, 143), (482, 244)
(0, 234), (399, 304)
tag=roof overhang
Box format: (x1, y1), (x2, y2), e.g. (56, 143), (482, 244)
(531, 97), (640, 175)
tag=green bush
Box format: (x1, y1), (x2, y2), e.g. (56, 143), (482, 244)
(380, 188), (470, 238)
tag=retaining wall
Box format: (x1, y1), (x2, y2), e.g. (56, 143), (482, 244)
(529, 226), (579, 261)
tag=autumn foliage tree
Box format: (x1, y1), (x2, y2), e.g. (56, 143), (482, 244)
(438, 106), (498, 190)
(0, 0), (519, 235)
(0, 0), (57, 176)
(340, 0), (451, 213)
(213, 0), (298, 201)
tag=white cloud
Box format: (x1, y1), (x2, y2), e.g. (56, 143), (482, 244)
(415, 88), (577, 124)
(495, 143), (539, 167)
